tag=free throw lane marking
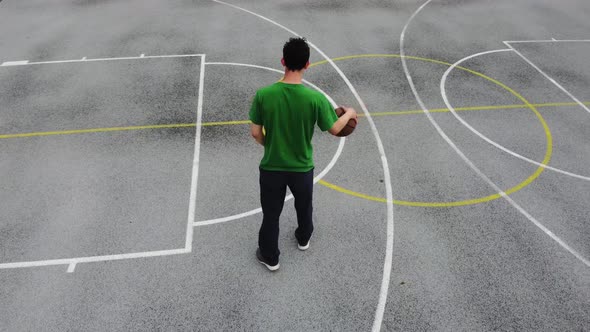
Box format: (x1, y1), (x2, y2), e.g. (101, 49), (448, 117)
(0, 54), (206, 272)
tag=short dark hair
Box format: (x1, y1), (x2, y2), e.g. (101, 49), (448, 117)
(283, 37), (310, 71)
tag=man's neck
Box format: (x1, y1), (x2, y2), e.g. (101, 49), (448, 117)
(282, 69), (304, 84)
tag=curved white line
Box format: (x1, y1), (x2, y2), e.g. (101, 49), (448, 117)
(208, 3), (396, 331)
(193, 62), (345, 226)
(440, 50), (590, 181)
(401, 2), (589, 267)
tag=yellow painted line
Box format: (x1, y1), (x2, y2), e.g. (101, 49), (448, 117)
(318, 180), (387, 203)
(318, 179), (509, 207)
(0, 101), (584, 140)
(314, 53), (554, 207)
(201, 120), (251, 126)
(0, 120), (251, 139)
(364, 102), (589, 118)
(0, 123), (196, 139)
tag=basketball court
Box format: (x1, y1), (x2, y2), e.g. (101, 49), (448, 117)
(0, 0), (588, 330)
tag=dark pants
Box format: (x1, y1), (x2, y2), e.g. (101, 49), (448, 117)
(258, 168), (314, 264)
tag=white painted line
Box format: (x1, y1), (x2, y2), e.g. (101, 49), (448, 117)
(140, 54), (145, 58)
(208, 5), (395, 331)
(1, 60), (29, 66)
(185, 54), (206, 251)
(504, 41), (590, 115)
(0, 54), (204, 67)
(194, 62), (345, 227)
(194, 207), (262, 226)
(504, 39), (590, 43)
(440, 49), (590, 181)
(0, 248), (191, 270)
(439, 49), (590, 267)
(395, 1), (437, 330)
(67, 263), (76, 273)
(81, 57), (87, 61)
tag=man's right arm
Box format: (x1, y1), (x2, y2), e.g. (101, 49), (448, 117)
(250, 123), (265, 146)
(328, 107), (357, 136)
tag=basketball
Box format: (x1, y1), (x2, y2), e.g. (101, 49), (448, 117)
(334, 107), (357, 137)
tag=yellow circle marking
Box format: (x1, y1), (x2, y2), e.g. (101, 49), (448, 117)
(312, 54), (553, 207)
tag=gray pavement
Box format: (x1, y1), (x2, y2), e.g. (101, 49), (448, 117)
(1, 0), (589, 331)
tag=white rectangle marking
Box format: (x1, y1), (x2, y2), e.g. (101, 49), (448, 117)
(0, 54), (206, 271)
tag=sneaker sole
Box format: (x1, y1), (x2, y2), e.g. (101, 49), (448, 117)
(258, 259), (280, 271)
(298, 242), (310, 251)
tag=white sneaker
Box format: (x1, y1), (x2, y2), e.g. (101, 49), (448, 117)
(256, 249), (279, 271)
(297, 237), (311, 251)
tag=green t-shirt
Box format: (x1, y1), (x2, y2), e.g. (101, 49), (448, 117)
(249, 82), (338, 172)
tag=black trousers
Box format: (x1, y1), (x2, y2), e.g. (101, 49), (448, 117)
(258, 168), (314, 264)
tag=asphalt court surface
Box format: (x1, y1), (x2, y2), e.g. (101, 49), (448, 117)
(1, 0), (590, 331)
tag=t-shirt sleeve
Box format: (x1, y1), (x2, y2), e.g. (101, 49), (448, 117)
(249, 92), (263, 125)
(316, 94), (339, 132)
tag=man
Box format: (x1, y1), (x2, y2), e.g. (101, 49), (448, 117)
(249, 37), (358, 271)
